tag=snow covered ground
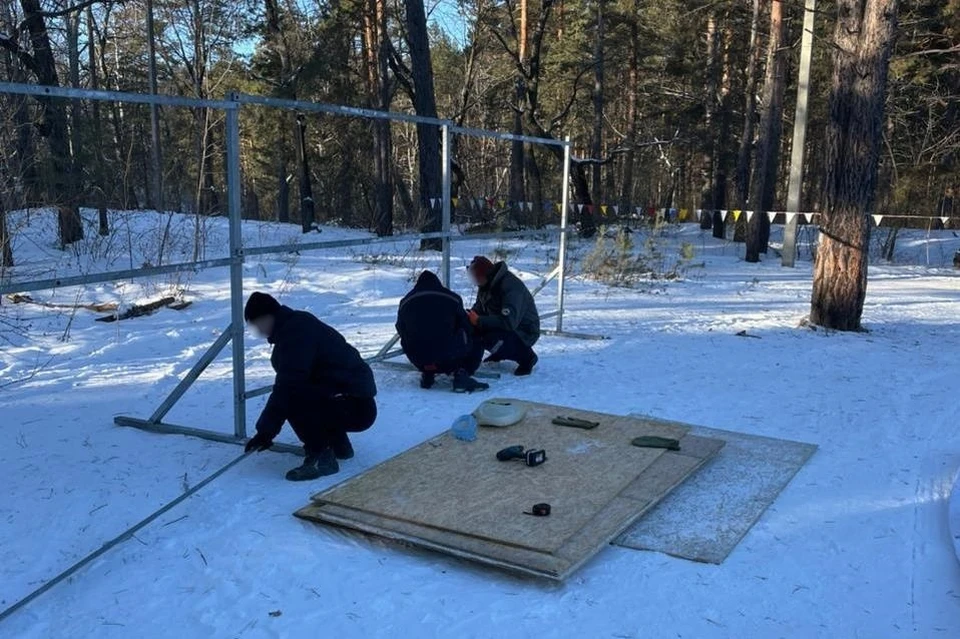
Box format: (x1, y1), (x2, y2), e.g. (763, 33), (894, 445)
(1, 210), (959, 638)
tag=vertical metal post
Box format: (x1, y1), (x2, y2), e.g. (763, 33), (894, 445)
(441, 123), (452, 287)
(782, 0), (816, 267)
(557, 136), (572, 333)
(225, 101), (247, 439)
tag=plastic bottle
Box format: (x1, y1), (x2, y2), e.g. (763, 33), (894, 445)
(451, 414), (478, 442)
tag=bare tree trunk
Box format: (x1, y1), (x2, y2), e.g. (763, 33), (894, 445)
(294, 113), (315, 231)
(363, 0), (393, 236)
(509, 0), (527, 217)
(146, 0), (163, 211)
(712, 17), (735, 239)
(746, 0), (786, 261)
(404, 0), (441, 247)
(276, 152), (290, 223)
(20, 0), (83, 246)
(619, 0), (640, 215)
(734, 0), (762, 242)
(0, 205), (12, 268)
(810, 0), (899, 331)
(699, 10), (719, 230)
(591, 0), (605, 204)
(87, 7), (108, 235)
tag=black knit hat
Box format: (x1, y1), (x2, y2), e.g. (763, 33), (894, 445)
(244, 292), (281, 322)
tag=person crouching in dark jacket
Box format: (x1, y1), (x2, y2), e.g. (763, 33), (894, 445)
(243, 292), (377, 481)
(396, 270), (489, 393)
(467, 256), (540, 376)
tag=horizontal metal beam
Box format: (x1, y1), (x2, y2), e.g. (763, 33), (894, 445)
(0, 256), (235, 296)
(233, 93), (450, 127)
(448, 228), (567, 243)
(243, 230), (448, 258)
(115, 416), (304, 456)
(0, 81), (235, 109)
(375, 360), (502, 380)
(242, 385), (273, 400)
(541, 329), (608, 341)
(451, 123), (569, 148)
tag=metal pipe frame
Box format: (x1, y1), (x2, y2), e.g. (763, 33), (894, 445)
(0, 82), (600, 455)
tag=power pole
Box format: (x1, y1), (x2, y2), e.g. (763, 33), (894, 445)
(782, 0), (816, 267)
(146, 0), (163, 211)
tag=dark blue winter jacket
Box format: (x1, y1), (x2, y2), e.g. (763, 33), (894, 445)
(255, 306), (376, 438)
(396, 270), (473, 371)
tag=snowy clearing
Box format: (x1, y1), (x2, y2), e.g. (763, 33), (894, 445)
(1, 211), (959, 638)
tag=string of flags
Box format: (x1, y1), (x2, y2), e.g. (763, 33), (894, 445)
(423, 198), (957, 226)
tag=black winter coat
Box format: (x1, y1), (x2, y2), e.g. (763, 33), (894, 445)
(255, 306), (376, 438)
(396, 271), (473, 370)
(472, 262), (540, 346)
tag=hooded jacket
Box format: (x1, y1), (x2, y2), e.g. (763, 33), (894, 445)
(255, 306), (376, 438)
(472, 262), (540, 347)
(396, 270), (473, 370)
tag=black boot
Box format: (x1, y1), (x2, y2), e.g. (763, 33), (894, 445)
(453, 369), (490, 394)
(285, 448), (339, 481)
(420, 372), (436, 389)
(514, 351), (539, 377)
(331, 430), (354, 460)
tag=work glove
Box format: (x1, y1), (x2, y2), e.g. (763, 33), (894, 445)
(467, 310), (480, 327)
(245, 431), (274, 453)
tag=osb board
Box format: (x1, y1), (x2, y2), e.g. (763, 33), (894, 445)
(615, 418), (817, 564)
(295, 404), (725, 580)
(310, 399), (688, 554)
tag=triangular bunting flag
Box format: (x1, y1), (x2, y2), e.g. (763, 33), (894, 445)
(613, 206), (619, 215)
(941, 216), (950, 225)
(679, 208), (689, 222)
(785, 212), (797, 224)
(452, 197), (459, 207)
(526, 201), (533, 211)
(746, 210), (754, 222)
(721, 210), (729, 222)
(600, 205), (608, 215)
(429, 198), (437, 208)
(801, 212), (813, 224)
(498, 199), (506, 208)
(872, 214), (883, 226)
(577, 204), (584, 213)
(555, 202), (562, 212)
(636, 207), (643, 215)
(767, 211), (778, 223)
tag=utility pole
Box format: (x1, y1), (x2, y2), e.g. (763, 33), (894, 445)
(782, 0), (816, 267)
(146, 0), (163, 211)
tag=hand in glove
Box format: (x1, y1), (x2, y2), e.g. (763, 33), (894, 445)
(245, 431), (273, 453)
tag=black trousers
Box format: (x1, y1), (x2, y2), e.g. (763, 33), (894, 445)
(413, 336), (485, 376)
(481, 330), (535, 364)
(287, 396), (377, 455)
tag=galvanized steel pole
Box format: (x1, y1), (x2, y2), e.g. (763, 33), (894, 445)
(557, 136), (572, 332)
(225, 101), (247, 439)
(441, 124), (452, 287)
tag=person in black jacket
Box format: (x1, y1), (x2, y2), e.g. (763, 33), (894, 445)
(467, 256), (540, 376)
(396, 270), (489, 393)
(243, 292), (377, 481)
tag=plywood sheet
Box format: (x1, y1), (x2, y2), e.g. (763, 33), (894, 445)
(615, 419), (817, 564)
(315, 401), (687, 553)
(296, 400), (724, 580)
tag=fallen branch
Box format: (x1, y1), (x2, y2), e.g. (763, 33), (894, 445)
(96, 298), (192, 323)
(6, 293), (118, 313)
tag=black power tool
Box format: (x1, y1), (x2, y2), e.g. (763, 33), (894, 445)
(496, 445), (547, 467)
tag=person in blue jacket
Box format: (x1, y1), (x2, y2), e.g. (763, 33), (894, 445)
(396, 270), (489, 393)
(243, 292), (377, 481)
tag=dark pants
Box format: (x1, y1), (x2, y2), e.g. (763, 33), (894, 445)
(288, 396), (377, 455)
(414, 336), (485, 376)
(481, 330), (535, 365)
